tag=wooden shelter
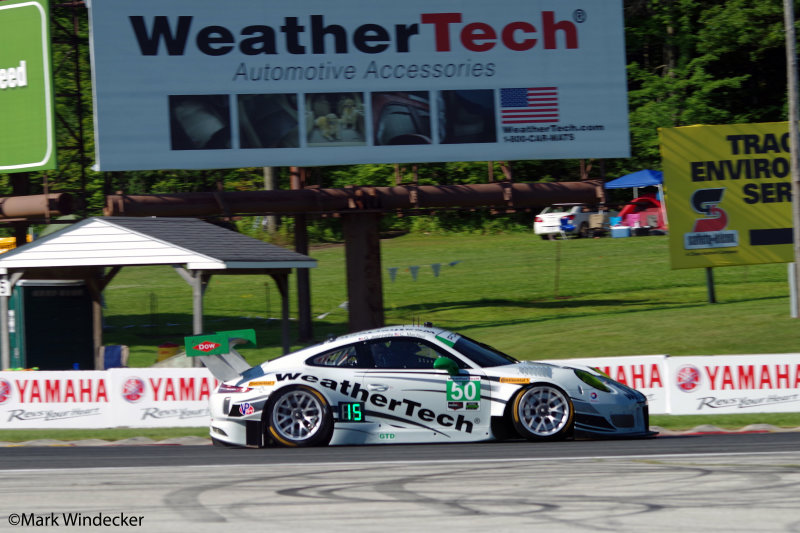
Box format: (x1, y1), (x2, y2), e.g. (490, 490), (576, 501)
(0, 217), (316, 369)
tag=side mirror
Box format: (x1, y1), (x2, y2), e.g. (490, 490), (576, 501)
(433, 356), (459, 376)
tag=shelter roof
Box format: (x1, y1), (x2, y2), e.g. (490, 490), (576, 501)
(0, 217), (316, 272)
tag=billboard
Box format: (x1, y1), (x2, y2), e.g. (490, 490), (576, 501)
(0, 0), (56, 173)
(87, 0), (629, 171)
(660, 123), (794, 269)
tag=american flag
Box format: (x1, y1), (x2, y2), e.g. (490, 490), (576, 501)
(500, 87), (559, 124)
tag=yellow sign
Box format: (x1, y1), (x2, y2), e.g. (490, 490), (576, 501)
(660, 122), (794, 269)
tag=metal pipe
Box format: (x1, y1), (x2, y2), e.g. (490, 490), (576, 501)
(104, 181), (602, 217)
(0, 193), (74, 219)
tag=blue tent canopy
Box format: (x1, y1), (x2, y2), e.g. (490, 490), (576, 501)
(605, 169), (663, 189)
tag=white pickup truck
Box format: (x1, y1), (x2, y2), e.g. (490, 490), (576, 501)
(533, 203), (606, 239)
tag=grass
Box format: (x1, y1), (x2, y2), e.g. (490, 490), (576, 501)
(101, 233), (798, 366)
(649, 413), (800, 431)
(0, 427), (209, 443)
(6, 231), (799, 441)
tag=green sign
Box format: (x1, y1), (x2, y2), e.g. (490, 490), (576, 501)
(184, 329), (256, 357)
(0, 0), (56, 172)
(447, 379), (481, 402)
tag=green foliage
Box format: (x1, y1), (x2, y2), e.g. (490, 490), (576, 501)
(623, 0), (791, 171)
(8, 1), (797, 225)
(405, 211), (530, 234)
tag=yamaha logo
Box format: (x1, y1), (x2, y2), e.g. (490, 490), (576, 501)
(122, 377), (146, 403)
(0, 378), (11, 405)
(676, 365), (702, 393)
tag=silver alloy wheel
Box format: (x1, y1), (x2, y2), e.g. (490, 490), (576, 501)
(271, 389), (324, 441)
(516, 385), (571, 437)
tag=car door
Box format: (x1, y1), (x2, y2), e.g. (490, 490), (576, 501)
(359, 337), (490, 443)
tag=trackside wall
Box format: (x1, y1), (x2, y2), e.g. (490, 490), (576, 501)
(1, 354), (799, 428)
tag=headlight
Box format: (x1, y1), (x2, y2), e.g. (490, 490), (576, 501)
(574, 369), (611, 393)
(592, 367), (611, 379)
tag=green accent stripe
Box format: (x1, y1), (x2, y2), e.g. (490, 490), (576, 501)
(435, 334), (455, 347)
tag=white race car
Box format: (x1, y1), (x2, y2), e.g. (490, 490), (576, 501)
(205, 324), (654, 447)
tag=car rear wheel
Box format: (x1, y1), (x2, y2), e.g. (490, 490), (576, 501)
(511, 384), (574, 441)
(266, 385), (333, 447)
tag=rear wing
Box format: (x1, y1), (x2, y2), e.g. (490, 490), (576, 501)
(184, 329), (255, 382)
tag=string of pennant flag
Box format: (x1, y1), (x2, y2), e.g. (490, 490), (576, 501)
(387, 260), (461, 282)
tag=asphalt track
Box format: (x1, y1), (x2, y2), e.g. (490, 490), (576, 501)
(2, 433), (799, 532)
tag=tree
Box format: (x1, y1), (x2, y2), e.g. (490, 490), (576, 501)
(625, 0), (790, 171)
(6, 0), (796, 229)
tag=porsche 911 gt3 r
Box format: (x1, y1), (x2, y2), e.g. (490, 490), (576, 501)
(205, 324), (654, 447)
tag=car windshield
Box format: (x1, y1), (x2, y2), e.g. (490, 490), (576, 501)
(452, 335), (519, 367)
(543, 204), (579, 214)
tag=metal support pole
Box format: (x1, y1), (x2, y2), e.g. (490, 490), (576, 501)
(191, 271), (208, 335)
(174, 266), (209, 367)
(262, 167), (278, 234)
(295, 213), (312, 342)
(0, 280), (8, 371)
(191, 271), (209, 367)
(554, 239), (561, 298)
(342, 213), (385, 331)
(86, 277), (104, 369)
(790, 263), (798, 318)
(272, 273), (291, 354)
(784, 0), (800, 316)
(289, 167), (312, 341)
(1, 272), (23, 370)
(706, 267), (717, 304)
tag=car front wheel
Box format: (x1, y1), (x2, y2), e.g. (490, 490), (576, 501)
(266, 385), (333, 447)
(510, 384), (574, 441)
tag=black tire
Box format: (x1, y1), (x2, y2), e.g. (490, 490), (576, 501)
(265, 385), (334, 447)
(510, 384), (574, 441)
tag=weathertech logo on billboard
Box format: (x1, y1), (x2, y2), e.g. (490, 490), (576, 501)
(129, 12), (580, 57)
